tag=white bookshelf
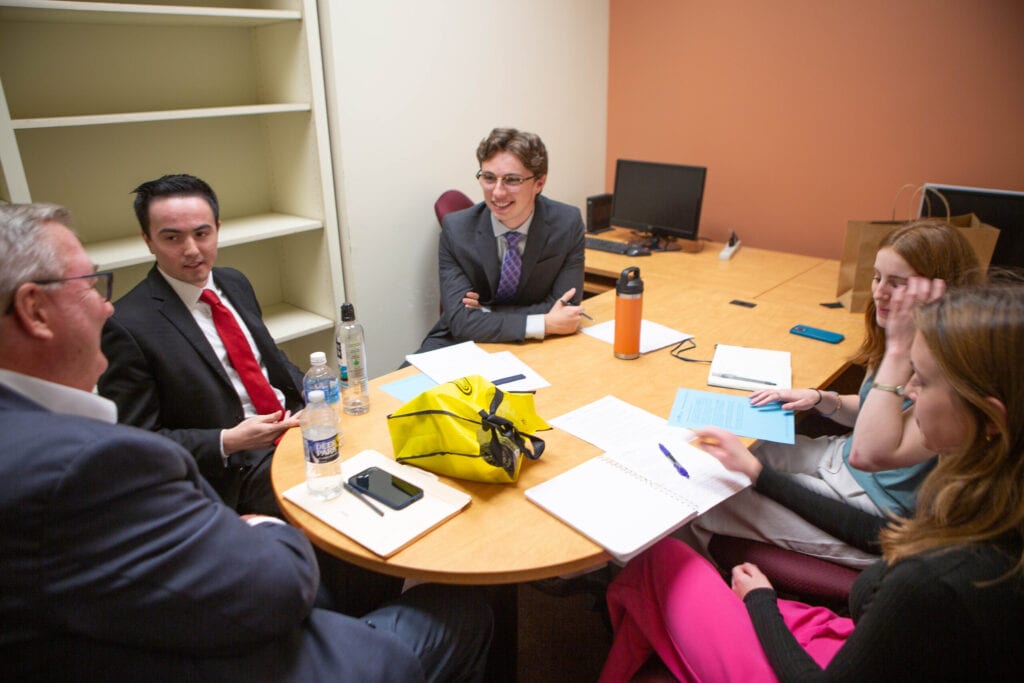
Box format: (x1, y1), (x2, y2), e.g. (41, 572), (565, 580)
(0, 0), (343, 363)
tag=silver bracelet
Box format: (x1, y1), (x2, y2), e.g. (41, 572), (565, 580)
(819, 392), (842, 417)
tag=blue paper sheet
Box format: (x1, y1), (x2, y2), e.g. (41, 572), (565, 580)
(669, 388), (795, 444)
(380, 373), (437, 403)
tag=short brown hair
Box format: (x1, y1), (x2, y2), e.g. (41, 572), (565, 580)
(476, 128), (548, 178)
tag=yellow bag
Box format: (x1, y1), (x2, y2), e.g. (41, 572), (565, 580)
(386, 375), (550, 483)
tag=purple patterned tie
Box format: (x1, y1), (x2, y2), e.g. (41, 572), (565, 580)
(494, 231), (523, 303)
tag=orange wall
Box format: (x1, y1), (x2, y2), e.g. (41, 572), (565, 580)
(607, 0), (1024, 258)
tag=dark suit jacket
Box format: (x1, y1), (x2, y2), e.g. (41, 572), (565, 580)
(0, 385), (422, 681)
(98, 266), (305, 505)
(417, 194), (586, 352)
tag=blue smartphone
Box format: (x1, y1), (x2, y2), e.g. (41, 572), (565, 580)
(790, 324), (844, 344)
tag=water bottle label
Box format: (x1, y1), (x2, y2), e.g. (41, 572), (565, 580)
(306, 382), (340, 404)
(337, 341), (349, 384)
(303, 434), (339, 464)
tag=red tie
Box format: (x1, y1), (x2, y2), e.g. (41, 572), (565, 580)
(200, 289), (284, 416)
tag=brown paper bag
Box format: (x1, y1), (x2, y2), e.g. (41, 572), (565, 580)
(836, 189), (1000, 312)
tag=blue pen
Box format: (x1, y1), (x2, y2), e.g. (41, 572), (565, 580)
(658, 443), (689, 478)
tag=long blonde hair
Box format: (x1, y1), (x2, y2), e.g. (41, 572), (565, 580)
(881, 284), (1024, 574)
(850, 220), (983, 371)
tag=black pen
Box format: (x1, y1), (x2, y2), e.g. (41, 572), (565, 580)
(493, 374), (526, 386)
(659, 443), (689, 478)
(561, 297), (594, 320)
(344, 482), (385, 516)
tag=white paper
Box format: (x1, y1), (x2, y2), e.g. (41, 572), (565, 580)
(707, 344), (792, 392)
(404, 341), (491, 383)
(582, 319), (692, 354)
(283, 450), (471, 558)
(526, 430), (748, 564)
(550, 395), (690, 453)
(404, 342), (549, 391)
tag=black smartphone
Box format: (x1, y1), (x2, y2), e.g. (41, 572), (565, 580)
(348, 467), (424, 510)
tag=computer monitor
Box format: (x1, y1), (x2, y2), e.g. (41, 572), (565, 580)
(918, 183), (1024, 268)
(611, 159), (707, 251)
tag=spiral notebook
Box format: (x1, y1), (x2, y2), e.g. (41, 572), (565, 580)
(526, 431), (749, 563)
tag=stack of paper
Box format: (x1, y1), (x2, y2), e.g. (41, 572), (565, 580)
(527, 428), (749, 563)
(528, 396), (749, 563)
(404, 341), (549, 392)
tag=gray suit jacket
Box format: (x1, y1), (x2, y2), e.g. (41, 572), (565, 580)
(0, 385), (423, 681)
(418, 194), (585, 352)
(99, 266), (305, 505)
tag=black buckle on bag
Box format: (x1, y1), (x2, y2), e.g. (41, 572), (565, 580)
(477, 389), (545, 477)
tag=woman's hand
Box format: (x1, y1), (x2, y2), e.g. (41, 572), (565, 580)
(749, 387), (820, 412)
(731, 562), (773, 600)
(693, 426), (763, 482)
(884, 277), (946, 353)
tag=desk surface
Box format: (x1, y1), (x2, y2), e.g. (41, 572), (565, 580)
(272, 247), (864, 585)
(584, 228), (829, 298)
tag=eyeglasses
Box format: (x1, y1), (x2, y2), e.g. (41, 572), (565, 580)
(476, 170), (537, 189)
(5, 271), (114, 315)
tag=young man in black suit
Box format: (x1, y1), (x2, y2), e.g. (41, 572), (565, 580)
(99, 174), (302, 516)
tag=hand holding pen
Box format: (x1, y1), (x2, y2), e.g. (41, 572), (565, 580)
(692, 426), (763, 482)
(557, 287), (593, 321)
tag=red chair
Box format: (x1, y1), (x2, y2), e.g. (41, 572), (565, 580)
(708, 534), (860, 611)
(434, 189), (473, 224)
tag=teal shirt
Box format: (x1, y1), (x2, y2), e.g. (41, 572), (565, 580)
(842, 374), (936, 516)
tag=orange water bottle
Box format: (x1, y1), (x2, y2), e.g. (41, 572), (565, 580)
(614, 266), (644, 359)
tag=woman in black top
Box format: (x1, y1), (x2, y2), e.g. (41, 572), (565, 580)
(600, 282), (1024, 681)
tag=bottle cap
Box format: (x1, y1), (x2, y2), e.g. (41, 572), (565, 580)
(308, 390), (325, 403)
(616, 266), (644, 295)
(310, 351), (327, 365)
(341, 302), (356, 322)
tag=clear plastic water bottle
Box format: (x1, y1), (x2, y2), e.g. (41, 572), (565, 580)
(301, 390), (342, 499)
(335, 302), (369, 415)
(303, 351), (340, 411)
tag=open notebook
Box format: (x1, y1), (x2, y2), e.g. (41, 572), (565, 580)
(283, 450), (471, 558)
(526, 430), (749, 563)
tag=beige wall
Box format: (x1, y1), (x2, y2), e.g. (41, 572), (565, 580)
(319, 1), (609, 375)
(607, 0), (1024, 258)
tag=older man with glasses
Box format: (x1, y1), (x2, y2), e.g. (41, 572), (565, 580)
(413, 127), (587, 353)
(0, 202), (494, 682)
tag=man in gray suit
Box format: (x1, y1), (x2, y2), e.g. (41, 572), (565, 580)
(415, 127), (587, 353)
(0, 203), (492, 680)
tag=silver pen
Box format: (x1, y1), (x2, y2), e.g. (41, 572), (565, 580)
(715, 373), (776, 386)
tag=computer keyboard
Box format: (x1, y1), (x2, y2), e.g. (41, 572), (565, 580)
(585, 236), (651, 256)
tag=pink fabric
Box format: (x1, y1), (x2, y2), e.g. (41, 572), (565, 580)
(599, 539), (853, 682)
